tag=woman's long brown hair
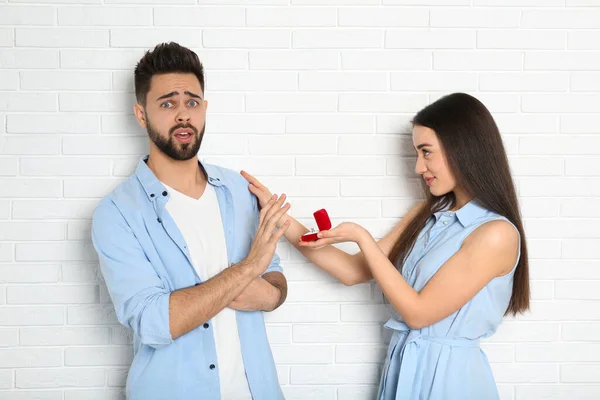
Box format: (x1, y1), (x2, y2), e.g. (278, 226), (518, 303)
(388, 93), (530, 315)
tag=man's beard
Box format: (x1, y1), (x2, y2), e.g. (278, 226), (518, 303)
(146, 116), (205, 161)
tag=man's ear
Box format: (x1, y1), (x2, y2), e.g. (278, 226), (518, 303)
(133, 103), (147, 129)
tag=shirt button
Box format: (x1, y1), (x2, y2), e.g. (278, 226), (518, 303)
(209, 364), (215, 370)
(443, 221), (448, 225)
(203, 323), (209, 329)
(162, 191), (168, 196)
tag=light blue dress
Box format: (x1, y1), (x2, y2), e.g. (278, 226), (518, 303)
(378, 200), (520, 400)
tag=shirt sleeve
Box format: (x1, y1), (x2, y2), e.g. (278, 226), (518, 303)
(91, 200), (174, 350)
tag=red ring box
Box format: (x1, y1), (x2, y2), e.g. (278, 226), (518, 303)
(301, 209), (332, 242)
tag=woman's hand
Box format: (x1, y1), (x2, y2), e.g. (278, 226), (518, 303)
(298, 222), (371, 250)
(241, 170), (273, 210)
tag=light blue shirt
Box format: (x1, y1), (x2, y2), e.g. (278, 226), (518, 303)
(91, 156), (283, 400)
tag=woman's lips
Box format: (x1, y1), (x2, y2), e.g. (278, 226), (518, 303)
(425, 177), (435, 186)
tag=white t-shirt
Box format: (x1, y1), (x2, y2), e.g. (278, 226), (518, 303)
(164, 182), (252, 400)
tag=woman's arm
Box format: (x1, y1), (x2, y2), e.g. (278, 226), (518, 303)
(241, 170), (422, 286)
(355, 219), (519, 329)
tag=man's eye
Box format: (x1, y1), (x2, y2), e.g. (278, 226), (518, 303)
(160, 101), (173, 108)
(188, 100), (199, 107)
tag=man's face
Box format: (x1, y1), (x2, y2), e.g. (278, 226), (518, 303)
(134, 73), (207, 161)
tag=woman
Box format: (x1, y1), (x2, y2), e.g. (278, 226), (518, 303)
(242, 92), (529, 399)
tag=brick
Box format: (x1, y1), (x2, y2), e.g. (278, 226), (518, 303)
(0, 349), (62, 368)
(204, 93), (244, 113)
(0, 369), (13, 389)
(0, 222), (64, 241)
(0, 392), (61, 400)
(207, 71), (297, 91)
(63, 390), (125, 400)
(0, 244), (13, 262)
(523, 94), (600, 113)
(335, 345), (387, 363)
(63, 179), (125, 198)
(62, 264), (101, 283)
(294, 29), (382, 49)
(561, 365), (600, 383)
(0, 71), (18, 90)
(272, 345), (333, 364)
(339, 136), (413, 156)
(111, 28), (202, 48)
(338, 386), (379, 400)
(282, 387), (335, 400)
(59, 6), (150, 26)
(21, 158), (110, 177)
(266, 325), (291, 344)
(63, 136), (148, 155)
(68, 305), (118, 325)
(265, 304), (339, 323)
(20, 327), (110, 346)
(100, 115), (144, 135)
(108, 369), (127, 387)
(491, 363), (558, 383)
(16, 28), (108, 48)
(481, 344), (514, 362)
(517, 385), (600, 399)
(250, 50), (339, 70)
(531, 261), (600, 280)
(299, 71), (387, 91)
(480, 72), (568, 92)
(339, 94), (428, 113)
(20, 71), (111, 91)
(384, 0), (468, 3)
(248, 7), (335, 27)
(287, 282), (371, 302)
(517, 343), (600, 362)
(154, 7), (243, 27)
(286, 114), (373, 134)
(0, 178), (61, 198)
(0, 93), (57, 112)
(245, 93), (337, 113)
(434, 51), (522, 70)
(291, 365), (379, 384)
(0, 328), (18, 347)
(561, 115), (600, 134)
(7, 114), (99, 134)
(571, 72), (600, 91)
(60, 49), (145, 69)
(521, 135), (600, 155)
(16, 243), (97, 262)
(509, 157), (563, 176)
(392, 71), (476, 91)
(16, 368), (106, 389)
(339, 7), (428, 27)
(0, 49), (58, 69)
(0, 265), (60, 283)
(566, 157), (600, 176)
(387, 29), (474, 49)
(342, 50), (431, 70)
(12, 200), (97, 219)
(520, 178), (600, 196)
(293, 324), (382, 343)
(0, 28), (14, 47)
(525, 51), (600, 70)
(520, 301), (600, 321)
(562, 323), (600, 341)
(0, 157), (17, 176)
(341, 304), (389, 322)
(59, 93), (134, 112)
(65, 347), (132, 366)
(0, 306), (64, 326)
(204, 29), (290, 48)
(202, 156), (293, 176)
(0, 135), (60, 155)
(7, 285), (98, 305)
(208, 115), (285, 134)
(296, 156), (385, 176)
(0, 6), (54, 25)
(522, 9), (600, 28)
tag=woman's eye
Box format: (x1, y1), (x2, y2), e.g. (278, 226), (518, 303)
(423, 150), (431, 156)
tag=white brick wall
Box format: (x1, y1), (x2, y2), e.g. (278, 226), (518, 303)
(0, 2), (598, 400)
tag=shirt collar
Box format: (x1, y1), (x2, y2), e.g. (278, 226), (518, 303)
(135, 155), (224, 202)
(433, 199), (488, 227)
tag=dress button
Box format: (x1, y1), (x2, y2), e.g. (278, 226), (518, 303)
(209, 364), (215, 370)
(203, 323), (209, 329)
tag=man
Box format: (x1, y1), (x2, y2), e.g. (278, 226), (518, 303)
(91, 42), (290, 400)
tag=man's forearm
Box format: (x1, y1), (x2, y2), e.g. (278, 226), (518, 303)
(169, 261), (260, 339)
(229, 272), (287, 312)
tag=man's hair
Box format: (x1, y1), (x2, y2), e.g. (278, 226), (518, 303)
(134, 42), (205, 105)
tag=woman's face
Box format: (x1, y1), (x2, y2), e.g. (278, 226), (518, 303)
(412, 124), (457, 197)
